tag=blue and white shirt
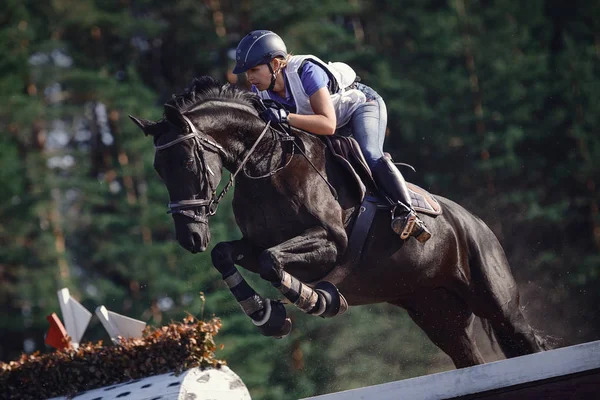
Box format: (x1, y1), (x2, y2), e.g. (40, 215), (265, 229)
(253, 55), (366, 127)
(252, 61), (330, 113)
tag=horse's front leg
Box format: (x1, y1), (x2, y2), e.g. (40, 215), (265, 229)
(211, 239), (291, 337)
(259, 226), (348, 318)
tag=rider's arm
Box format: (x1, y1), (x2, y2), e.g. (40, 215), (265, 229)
(287, 87), (337, 135)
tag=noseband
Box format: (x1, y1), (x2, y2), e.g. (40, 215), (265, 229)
(155, 106), (273, 222)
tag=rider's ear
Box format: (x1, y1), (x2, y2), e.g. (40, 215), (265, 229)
(270, 58), (280, 72)
(129, 115), (163, 137)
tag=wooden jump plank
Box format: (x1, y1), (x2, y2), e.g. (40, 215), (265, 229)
(301, 340), (600, 400)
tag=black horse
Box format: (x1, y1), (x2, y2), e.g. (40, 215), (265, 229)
(130, 76), (548, 368)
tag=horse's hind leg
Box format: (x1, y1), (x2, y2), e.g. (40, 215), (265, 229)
(469, 235), (549, 357)
(391, 288), (485, 368)
(486, 304), (548, 358)
(472, 282), (548, 358)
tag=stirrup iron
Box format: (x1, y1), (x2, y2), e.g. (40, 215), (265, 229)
(390, 206), (431, 243)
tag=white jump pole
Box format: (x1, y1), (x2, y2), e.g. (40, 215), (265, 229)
(47, 365), (251, 400)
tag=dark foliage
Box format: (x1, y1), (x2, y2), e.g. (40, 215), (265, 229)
(0, 317), (224, 400)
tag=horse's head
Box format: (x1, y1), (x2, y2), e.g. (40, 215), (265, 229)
(130, 104), (224, 253)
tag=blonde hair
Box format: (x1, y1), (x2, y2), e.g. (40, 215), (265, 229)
(272, 53), (292, 70)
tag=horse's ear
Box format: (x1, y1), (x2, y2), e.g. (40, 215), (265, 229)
(129, 115), (162, 137)
(163, 104), (189, 132)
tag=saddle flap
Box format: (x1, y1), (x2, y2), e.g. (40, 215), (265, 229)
(324, 136), (377, 201)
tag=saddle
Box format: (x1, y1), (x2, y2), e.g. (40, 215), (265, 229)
(323, 135), (442, 216)
(318, 135), (442, 277)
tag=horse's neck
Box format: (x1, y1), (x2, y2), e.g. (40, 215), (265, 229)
(213, 122), (286, 177)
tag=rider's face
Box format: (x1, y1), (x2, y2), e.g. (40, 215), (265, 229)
(246, 62), (273, 91)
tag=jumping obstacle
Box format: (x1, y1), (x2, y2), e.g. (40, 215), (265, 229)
(47, 366), (251, 400)
(302, 340), (600, 400)
(34, 288), (252, 400)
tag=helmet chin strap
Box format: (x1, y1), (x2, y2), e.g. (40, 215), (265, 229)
(266, 63), (278, 91)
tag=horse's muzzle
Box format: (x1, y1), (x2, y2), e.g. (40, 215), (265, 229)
(174, 216), (210, 253)
(179, 233), (209, 253)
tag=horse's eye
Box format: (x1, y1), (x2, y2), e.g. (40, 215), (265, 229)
(184, 158), (195, 170)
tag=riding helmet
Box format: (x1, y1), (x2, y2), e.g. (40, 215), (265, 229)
(232, 30), (287, 74)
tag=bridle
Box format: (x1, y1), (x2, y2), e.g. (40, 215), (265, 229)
(156, 99), (337, 223)
(155, 105), (274, 223)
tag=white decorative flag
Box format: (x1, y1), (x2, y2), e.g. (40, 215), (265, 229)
(57, 288), (92, 349)
(95, 305), (146, 344)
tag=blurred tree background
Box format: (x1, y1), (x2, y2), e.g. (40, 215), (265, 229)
(1, 0), (599, 398)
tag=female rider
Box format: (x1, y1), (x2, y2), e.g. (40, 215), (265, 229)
(233, 30), (430, 242)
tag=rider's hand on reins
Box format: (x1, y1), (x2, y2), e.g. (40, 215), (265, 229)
(260, 107), (289, 126)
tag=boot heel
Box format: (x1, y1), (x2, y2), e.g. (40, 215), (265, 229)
(391, 217), (405, 235)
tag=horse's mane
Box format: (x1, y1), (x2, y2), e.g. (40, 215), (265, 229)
(165, 76), (257, 115)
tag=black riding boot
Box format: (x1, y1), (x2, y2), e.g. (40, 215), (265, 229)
(371, 156), (431, 243)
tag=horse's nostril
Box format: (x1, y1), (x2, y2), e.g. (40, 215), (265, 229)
(192, 232), (205, 252)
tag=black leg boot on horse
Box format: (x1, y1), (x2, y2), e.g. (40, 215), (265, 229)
(372, 156), (432, 242)
(211, 241), (292, 338)
(257, 226), (349, 319)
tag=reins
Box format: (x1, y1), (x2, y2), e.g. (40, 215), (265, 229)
(242, 123), (295, 180)
(254, 99), (338, 198)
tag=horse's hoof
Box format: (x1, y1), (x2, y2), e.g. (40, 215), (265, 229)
(253, 299), (291, 338)
(315, 281), (348, 318)
(274, 318), (292, 339)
